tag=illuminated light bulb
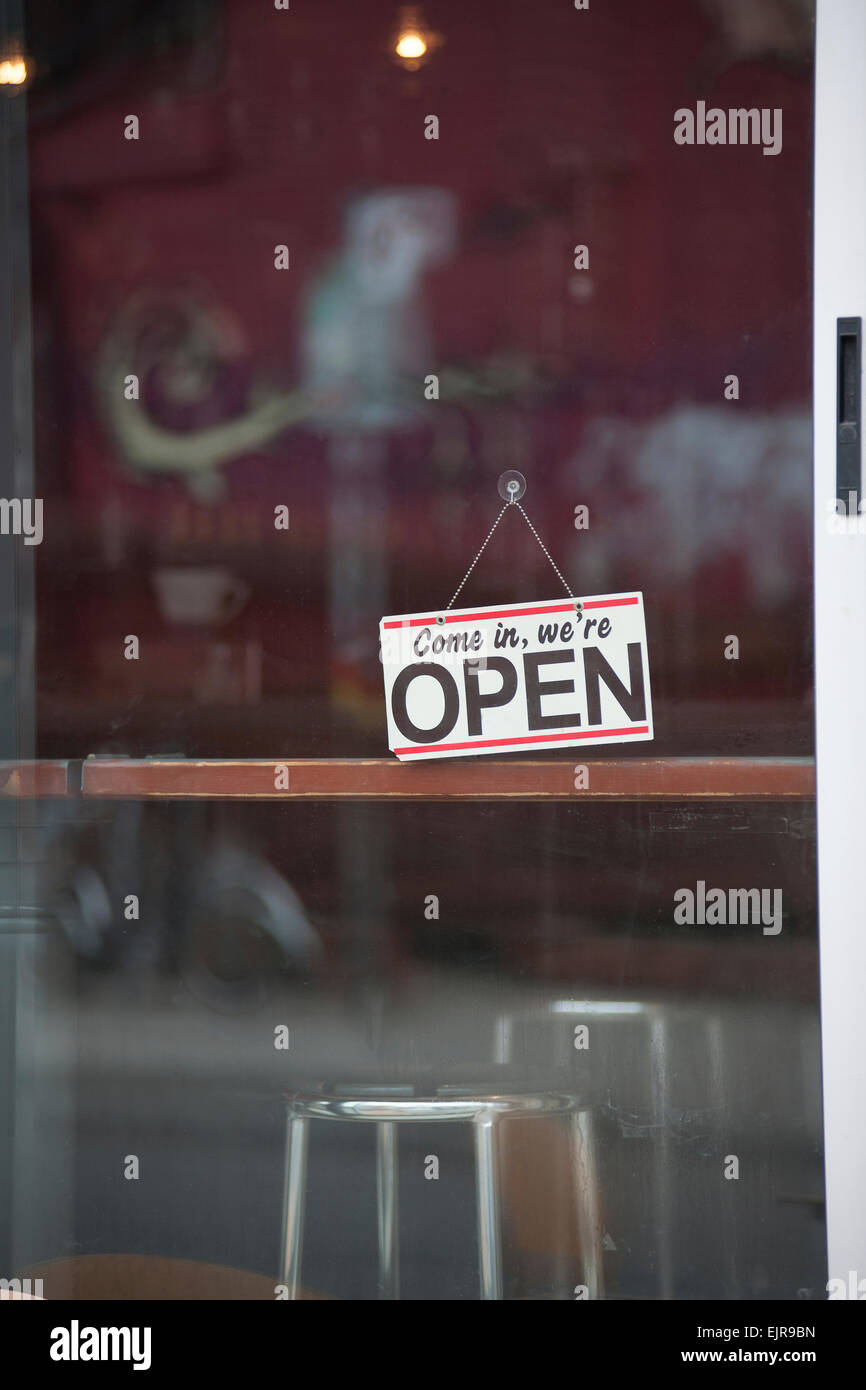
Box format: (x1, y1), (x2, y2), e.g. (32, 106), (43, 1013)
(0, 56), (27, 86)
(395, 32), (427, 60)
(391, 6), (441, 71)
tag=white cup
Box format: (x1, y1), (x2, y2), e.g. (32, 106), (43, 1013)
(152, 567), (250, 626)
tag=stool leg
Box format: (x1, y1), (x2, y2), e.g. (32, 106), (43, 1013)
(649, 1014), (674, 1299)
(376, 1121), (400, 1299)
(474, 1111), (503, 1300)
(571, 1109), (604, 1299)
(279, 1113), (309, 1299)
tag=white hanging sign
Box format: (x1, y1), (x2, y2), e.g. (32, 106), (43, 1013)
(379, 591), (653, 761)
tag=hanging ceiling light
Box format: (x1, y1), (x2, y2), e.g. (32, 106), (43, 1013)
(392, 6), (442, 72)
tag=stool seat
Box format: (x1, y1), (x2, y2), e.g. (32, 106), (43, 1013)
(286, 1084), (584, 1123)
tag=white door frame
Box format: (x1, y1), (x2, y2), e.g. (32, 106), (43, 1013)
(815, 0), (866, 1294)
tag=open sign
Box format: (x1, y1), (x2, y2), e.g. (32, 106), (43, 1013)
(380, 592), (653, 761)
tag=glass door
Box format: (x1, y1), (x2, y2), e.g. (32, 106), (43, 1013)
(1, 0), (854, 1307)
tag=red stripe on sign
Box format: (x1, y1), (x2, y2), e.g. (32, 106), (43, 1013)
(394, 725), (651, 756)
(383, 597), (639, 629)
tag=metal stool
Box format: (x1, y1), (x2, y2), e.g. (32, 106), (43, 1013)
(494, 997), (730, 1300)
(279, 1085), (602, 1300)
